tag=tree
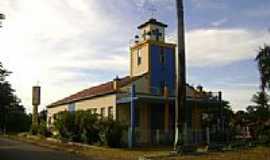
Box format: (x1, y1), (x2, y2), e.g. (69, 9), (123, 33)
(251, 92), (270, 112)
(0, 62), (30, 133)
(249, 45), (270, 144)
(0, 62), (12, 132)
(255, 45), (270, 92)
(247, 92), (270, 124)
(245, 92), (270, 143)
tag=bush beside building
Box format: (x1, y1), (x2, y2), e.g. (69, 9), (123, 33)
(52, 110), (127, 148)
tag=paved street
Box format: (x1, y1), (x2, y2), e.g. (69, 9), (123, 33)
(0, 137), (92, 160)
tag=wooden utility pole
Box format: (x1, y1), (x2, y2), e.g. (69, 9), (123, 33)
(174, 0), (186, 151)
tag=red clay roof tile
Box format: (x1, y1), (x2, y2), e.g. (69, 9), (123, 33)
(47, 75), (142, 108)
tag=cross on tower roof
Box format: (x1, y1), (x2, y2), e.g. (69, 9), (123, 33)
(148, 4), (157, 18)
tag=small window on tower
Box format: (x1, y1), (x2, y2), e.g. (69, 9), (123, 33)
(154, 28), (162, 41)
(137, 49), (142, 65)
(160, 47), (165, 64)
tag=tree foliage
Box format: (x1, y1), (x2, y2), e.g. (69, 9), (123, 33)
(244, 91), (270, 144)
(0, 62), (31, 133)
(244, 45), (270, 144)
(256, 45), (270, 92)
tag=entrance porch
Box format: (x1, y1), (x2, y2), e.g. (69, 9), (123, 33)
(116, 93), (223, 147)
(116, 95), (175, 146)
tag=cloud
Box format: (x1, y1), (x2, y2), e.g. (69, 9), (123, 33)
(211, 18), (227, 27)
(220, 86), (258, 111)
(191, 0), (226, 9)
(168, 28), (270, 67)
(133, 0), (175, 14)
(0, 0), (268, 114)
(199, 83), (258, 111)
(0, 0), (132, 113)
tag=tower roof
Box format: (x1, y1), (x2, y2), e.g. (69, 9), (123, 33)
(137, 18), (168, 29)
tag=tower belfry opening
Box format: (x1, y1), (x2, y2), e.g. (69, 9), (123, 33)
(137, 18), (167, 43)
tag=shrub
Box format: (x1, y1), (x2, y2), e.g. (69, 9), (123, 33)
(54, 111), (101, 144)
(53, 111), (126, 147)
(53, 111), (78, 141)
(99, 118), (127, 147)
(37, 120), (51, 137)
(75, 111), (100, 144)
(30, 124), (38, 135)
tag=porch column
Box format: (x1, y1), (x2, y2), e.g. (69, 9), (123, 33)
(128, 84), (136, 149)
(164, 86), (169, 131)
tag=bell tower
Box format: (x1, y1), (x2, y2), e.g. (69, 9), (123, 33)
(138, 18), (166, 42)
(130, 18), (176, 95)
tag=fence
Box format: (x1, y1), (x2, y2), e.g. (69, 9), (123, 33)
(121, 127), (235, 147)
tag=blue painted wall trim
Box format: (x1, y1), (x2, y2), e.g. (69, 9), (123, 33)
(150, 45), (175, 96)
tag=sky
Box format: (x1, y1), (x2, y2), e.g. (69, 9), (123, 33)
(0, 0), (270, 113)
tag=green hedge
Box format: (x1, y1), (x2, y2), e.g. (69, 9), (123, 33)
(53, 111), (127, 147)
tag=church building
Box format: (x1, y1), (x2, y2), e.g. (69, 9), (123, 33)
(47, 18), (223, 145)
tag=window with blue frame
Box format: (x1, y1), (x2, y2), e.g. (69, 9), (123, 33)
(67, 103), (76, 112)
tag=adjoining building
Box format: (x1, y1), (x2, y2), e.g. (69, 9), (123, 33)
(47, 18), (223, 146)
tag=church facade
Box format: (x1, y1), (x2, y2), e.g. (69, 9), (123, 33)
(47, 18), (223, 146)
